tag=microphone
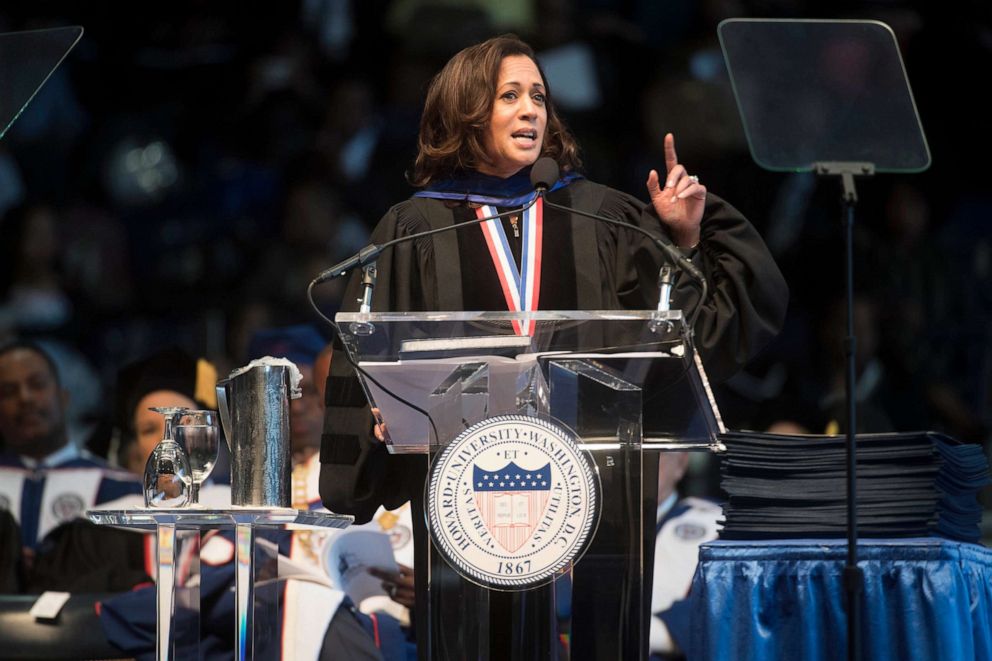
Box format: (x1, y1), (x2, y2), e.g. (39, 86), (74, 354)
(530, 156), (560, 193)
(312, 244), (385, 285)
(529, 157), (705, 284)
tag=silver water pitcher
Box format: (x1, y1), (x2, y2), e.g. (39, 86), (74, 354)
(215, 364), (297, 507)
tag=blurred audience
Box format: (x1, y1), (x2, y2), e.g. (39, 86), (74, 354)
(0, 340), (141, 592)
(0, 203), (71, 336)
(0, 1), (984, 551)
(247, 170), (368, 321)
(0, 5), (984, 656)
(867, 183), (985, 441)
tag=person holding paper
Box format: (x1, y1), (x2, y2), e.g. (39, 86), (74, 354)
(320, 33), (787, 655)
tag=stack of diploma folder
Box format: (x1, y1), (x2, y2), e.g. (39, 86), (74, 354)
(718, 431), (991, 543)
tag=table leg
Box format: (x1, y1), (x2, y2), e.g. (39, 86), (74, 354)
(174, 529), (201, 658)
(235, 522), (254, 661)
(156, 524), (176, 661)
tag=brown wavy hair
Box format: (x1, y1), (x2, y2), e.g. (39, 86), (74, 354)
(408, 34), (582, 188)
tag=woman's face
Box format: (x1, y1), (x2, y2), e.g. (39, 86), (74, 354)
(478, 55), (547, 179)
(131, 390), (197, 474)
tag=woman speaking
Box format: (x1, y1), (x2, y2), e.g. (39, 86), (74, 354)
(320, 34), (787, 658)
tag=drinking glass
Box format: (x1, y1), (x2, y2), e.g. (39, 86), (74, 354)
(175, 410), (221, 506)
(143, 407), (192, 508)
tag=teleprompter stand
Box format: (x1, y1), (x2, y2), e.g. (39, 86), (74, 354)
(719, 18), (931, 661)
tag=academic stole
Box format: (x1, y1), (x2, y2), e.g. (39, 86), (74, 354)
(476, 196), (544, 336)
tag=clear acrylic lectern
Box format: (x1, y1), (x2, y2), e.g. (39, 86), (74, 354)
(336, 309), (724, 660)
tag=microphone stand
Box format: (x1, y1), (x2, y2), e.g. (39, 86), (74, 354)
(813, 160), (874, 661)
(657, 266), (673, 312)
(358, 263), (377, 313)
(348, 263), (379, 337)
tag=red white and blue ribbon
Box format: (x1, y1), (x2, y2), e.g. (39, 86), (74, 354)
(476, 197), (544, 336)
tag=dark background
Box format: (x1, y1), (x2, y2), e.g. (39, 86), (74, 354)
(0, 1), (988, 536)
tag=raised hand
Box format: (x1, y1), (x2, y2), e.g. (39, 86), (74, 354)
(646, 133), (706, 248)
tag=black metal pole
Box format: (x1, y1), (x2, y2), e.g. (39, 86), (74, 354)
(841, 179), (863, 661)
(815, 162), (872, 661)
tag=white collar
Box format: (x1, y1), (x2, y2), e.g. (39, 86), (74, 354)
(21, 442), (79, 470)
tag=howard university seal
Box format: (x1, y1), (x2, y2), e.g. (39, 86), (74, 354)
(427, 415), (599, 589)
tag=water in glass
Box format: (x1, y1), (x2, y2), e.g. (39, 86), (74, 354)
(176, 410), (220, 506)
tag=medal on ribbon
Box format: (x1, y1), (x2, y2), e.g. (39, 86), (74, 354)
(477, 197), (543, 336)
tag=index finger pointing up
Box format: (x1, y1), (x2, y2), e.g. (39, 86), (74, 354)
(664, 133), (679, 174)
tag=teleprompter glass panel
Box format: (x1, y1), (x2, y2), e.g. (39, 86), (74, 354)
(718, 19), (930, 172)
(0, 26), (83, 140)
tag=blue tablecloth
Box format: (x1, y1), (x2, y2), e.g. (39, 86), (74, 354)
(688, 538), (992, 661)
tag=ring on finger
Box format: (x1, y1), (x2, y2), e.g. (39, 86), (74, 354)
(688, 175), (700, 184)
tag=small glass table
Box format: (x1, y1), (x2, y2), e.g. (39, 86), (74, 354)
(88, 508), (352, 661)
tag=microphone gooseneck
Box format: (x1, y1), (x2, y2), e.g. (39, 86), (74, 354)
(314, 163), (566, 287)
(540, 194), (708, 330)
(532, 156), (704, 283)
(537, 196), (705, 283)
(311, 198), (540, 287)
(530, 160), (708, 330)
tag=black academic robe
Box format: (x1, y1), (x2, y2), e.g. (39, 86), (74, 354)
(319, 177), (788, 657)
